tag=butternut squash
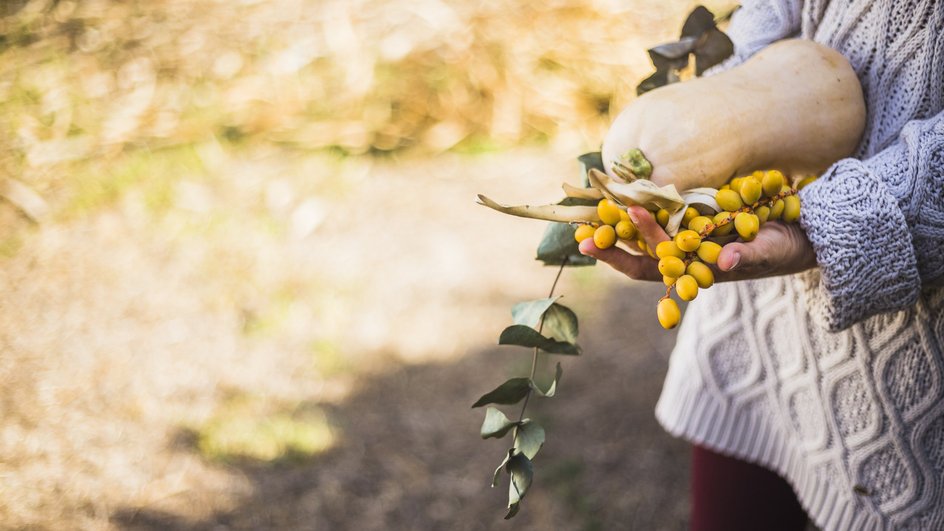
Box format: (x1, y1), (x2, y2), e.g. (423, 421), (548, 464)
(602, 39), (866, 190)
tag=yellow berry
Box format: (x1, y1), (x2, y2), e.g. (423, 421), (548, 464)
(656, 208), (670, 228)
(762, 170), (785, 196)
(716, 189), (744, 212)
(645, 243), (657, 259)
(597, 199), (622, 226)
(769, 199), (785, 220)
(619, 209), (631, 222)
(657, 298), (681, 330)
(734, 212), (760, 241)
(729, 177), (744, 194)
(688, 216), (713, 235)
(682, 207), (700, 226)
(696, 241), (722, 264)
(615, 220), (637, 239)
(755, 205), (771, 223)
(675, 274), (699, 302)
(656, 240), (686, 259)
(719, 184), (731, 191)
(797, 175), (818, 190)
(675, 230), (702, 253)
(752, 170), (765, 180)
(687, 261), (715, 289)
(636, 239), (647, 251)
(574, 224), (595, 243)
(658, 255), (686, 278)
(663, 275), (677, 287)
(783, 194), (801, 222)
(712, 212), (735, 236)
(739, 177), (762, 205)
(593, 224), (617, 249)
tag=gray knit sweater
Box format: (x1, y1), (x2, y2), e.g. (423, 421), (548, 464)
(654, 1), (944, 529)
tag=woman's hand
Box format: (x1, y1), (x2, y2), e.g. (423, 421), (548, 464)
(578, 206), (818, 282)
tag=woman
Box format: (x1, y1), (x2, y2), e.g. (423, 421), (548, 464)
(580, 1), (944, 529)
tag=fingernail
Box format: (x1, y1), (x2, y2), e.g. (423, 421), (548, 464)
(728, 252), (741, 270)
(578, 239), (595, 255)
(627, 207), (640, 224)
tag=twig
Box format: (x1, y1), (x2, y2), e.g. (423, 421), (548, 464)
(516, 259), (567, 424)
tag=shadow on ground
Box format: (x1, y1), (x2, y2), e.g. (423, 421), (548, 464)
(112, 282), (690, 531)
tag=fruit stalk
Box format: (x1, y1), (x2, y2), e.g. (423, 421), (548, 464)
(696, 187), (800, 237)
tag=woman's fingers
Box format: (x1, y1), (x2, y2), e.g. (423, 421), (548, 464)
(627, 206), (671, 247)
(716, 222), (817, 279)
(577, 206), (670, 282)
(580, 209), (817, 284)
(578, 238), (661, 281)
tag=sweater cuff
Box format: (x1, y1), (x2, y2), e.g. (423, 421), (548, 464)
(798, 158), (920, 331)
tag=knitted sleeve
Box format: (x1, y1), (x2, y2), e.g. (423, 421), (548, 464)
(711, 0), (802, 69)
(799, 110), (944, 331)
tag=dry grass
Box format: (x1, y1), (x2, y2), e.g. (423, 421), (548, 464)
(0, 1), (734, 528)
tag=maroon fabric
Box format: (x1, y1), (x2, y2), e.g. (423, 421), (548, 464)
(691, 445), (809, 531)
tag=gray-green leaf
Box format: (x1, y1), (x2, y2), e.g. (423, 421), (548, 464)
(511, 298), (578, 344)
(514, 420), (545, 460)
(498, 325), (580, 355)
(577, 152), (604, 184)
(531, 363), (563, 398)
(535, 152), (603, 266)
(504, 451), (533, 520)
(492, 448), (514, 487)
(535, 222), (595, 267)
(471, 378), (531, 408)
(542, 302), (578, 344)
(481, 407), (517, 439)
(511, 297), (560, 329)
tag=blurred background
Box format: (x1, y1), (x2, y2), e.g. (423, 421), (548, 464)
(0, 0), (734, 529)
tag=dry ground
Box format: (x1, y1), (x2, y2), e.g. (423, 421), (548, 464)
(0, 147), (690, 530)
(0, 1), (729, 528)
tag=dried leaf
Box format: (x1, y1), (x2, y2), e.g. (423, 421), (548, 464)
(680, 5), (717, 38)
(476, 194), (599, 223)
(588, 169), (684, 211)
(637, 5), (735, 94)
(664, 187), (722, 236)
(683, 187), (722, 213)
(637, 69), (671, 96)
(561, 182), (603, 201)
(649, 36), (698, 62)
(694, 27), (735, 75)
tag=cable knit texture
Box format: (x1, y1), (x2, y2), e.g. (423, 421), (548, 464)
(654, 1), (944, 530)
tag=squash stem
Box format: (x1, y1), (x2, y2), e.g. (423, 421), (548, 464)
(617, 148), (653, 180)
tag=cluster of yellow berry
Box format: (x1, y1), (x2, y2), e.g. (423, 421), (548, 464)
(573, 200), (637, 250)
(574, 170), (816, 330)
